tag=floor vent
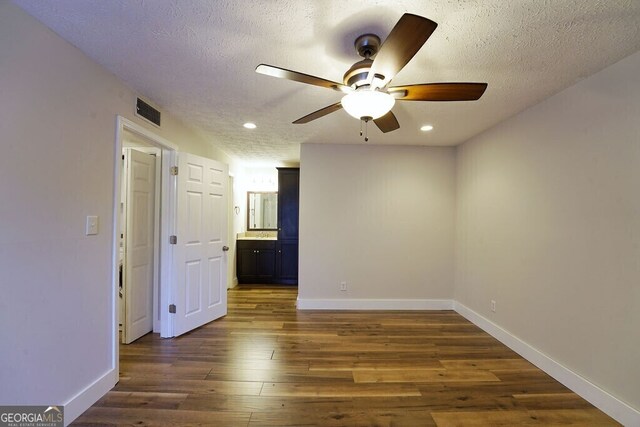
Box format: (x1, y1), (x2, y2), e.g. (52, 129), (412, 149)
(136, 98), (161, 127)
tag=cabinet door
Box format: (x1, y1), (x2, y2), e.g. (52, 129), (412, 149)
(238, 248), (257, 278)
(256, 249), (276, 278)
(276, 241), (298, 284)
(277, 168), (299, 240)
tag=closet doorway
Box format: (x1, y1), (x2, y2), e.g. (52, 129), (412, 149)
(119, 131), (161, 343)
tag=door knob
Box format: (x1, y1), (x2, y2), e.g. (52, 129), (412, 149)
(222, 246), (229, 251)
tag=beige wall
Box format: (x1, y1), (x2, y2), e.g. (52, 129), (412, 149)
(4, 0), (639, 418)
(455, 50), (640, 409)
(299, 144), (456, 302)
(0, 2), (233, 413)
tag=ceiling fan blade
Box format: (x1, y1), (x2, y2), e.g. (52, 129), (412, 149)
(373, 111), (400, 133)
(256, 64), (350, 92)
(293, 102), (343, 124)
(367, 14), (438, 88)
(389, 83), (488, 101)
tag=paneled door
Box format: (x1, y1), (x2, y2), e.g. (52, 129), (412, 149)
(123, 149), (156, 344)
(173, 153), (228, 336)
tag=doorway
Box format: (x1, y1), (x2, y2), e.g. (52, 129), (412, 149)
(112, 116), (231, 353)
(112, 116), (178, 382)
(119, 136), (161, 343)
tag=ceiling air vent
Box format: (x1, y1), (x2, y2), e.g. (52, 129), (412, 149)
(136, 98), (161, 127)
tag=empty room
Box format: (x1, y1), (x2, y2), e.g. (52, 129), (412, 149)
(1, 1), (639, 426)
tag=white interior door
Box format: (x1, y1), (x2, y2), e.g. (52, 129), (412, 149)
(173, 152), (228, 336)
(123, 149), (156, 343)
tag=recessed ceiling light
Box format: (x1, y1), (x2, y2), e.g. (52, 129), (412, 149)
(420, 124), (434, 132)
(243, 122), (257, 129)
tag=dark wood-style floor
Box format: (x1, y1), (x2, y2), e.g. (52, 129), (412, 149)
(74, 286), (618, 426)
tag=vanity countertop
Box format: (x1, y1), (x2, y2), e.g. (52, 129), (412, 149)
(237, 236), (277, 241)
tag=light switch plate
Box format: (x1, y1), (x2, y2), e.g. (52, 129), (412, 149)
(86, 215), (99, 235)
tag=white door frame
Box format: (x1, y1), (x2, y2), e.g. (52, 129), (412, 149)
(112, 116), (178, 375)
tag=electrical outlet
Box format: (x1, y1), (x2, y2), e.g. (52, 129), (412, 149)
(340, 281), (347, 291)
(491, 300), (496, 313)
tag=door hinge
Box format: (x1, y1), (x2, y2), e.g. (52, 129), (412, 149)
(168, 304), (176, 314)
(170, 166), (179, 176)
(169, 235), (177, 245)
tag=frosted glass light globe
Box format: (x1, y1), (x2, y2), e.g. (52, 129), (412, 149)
(341, 90), (395, 120)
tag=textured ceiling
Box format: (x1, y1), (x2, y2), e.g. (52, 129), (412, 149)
(14, 0), (640, 165)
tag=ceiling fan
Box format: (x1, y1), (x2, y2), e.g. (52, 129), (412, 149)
(256, 13), (487, 140)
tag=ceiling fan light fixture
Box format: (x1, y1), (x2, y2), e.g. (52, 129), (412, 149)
(256, 14), (487, 135)
(341, 90), (395, 120)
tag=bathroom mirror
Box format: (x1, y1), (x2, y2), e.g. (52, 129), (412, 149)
(247, 192), (278, 230)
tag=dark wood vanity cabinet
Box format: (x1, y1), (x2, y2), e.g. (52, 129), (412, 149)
(237, 240), (276, 283)
(237, 168), (299, 285)
(277, 168), (299, 240)
(276, 240), (298, 283)
(276, 167), (299, 285)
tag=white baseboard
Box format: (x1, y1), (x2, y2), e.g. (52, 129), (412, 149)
(297, 297), (453, 310)
(63, 368), (117, 426)
(453, 301), (640, 427)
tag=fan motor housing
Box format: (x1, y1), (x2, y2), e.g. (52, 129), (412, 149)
(343, 34), (382, 88)
(343, 59), (373, 88)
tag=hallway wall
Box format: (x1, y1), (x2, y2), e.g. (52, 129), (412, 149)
(0, 2), (234, 420)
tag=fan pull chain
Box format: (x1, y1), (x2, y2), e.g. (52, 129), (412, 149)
(364, 119), (369, 142)
(358, 117), (372, 142)
(360, 117), (370, 142)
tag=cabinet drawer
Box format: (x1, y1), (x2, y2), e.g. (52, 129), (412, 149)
(237, 239), (276, 250)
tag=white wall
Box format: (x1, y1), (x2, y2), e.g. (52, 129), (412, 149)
(455, 50), (640, 411)
(4, 0), (638, 420)
(299, 144), (456, 306)
(0, 2), (234, 420)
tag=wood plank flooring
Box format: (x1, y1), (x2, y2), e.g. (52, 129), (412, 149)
(73, 286), (618, 426)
